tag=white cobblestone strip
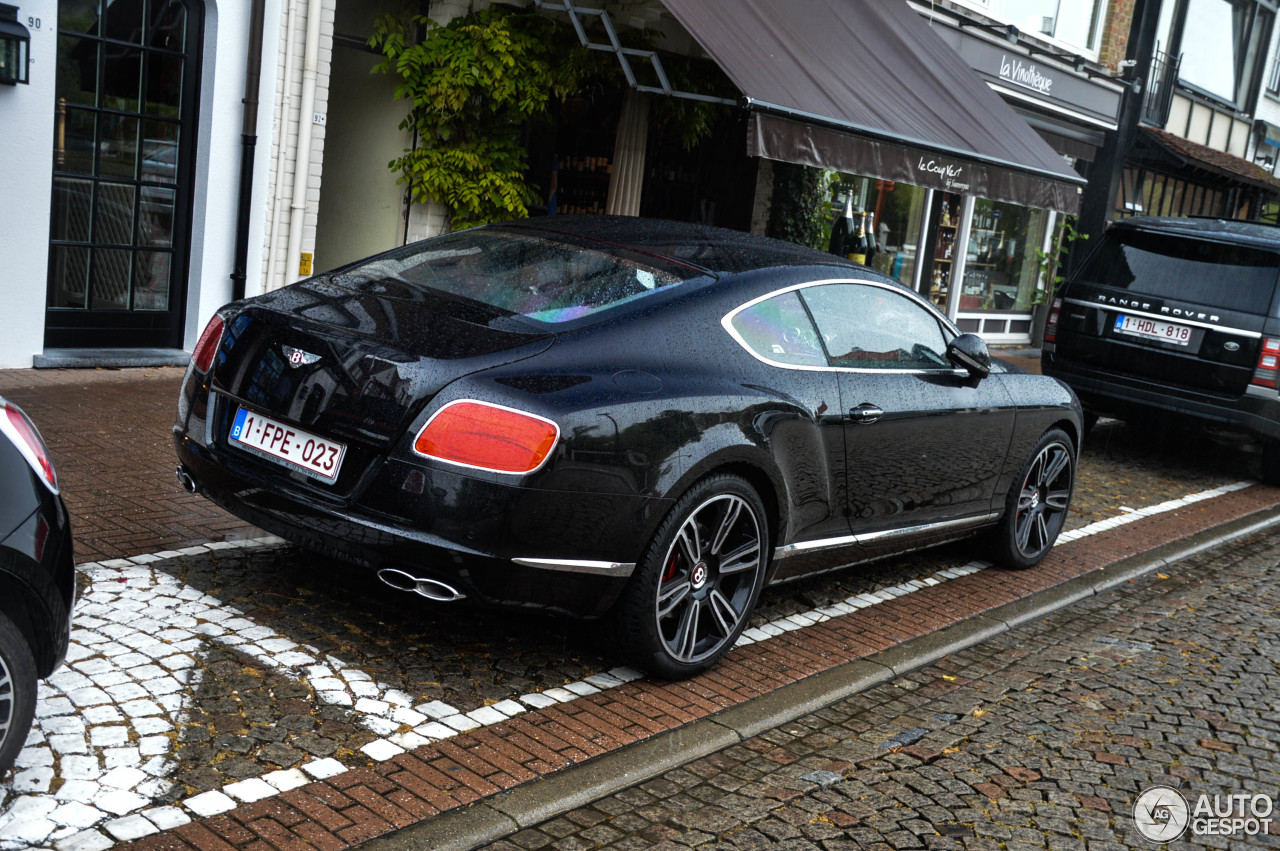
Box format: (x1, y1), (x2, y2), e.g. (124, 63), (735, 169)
(0, 481), (1256, 849)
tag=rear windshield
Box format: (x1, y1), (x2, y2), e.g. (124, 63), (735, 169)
(1078, 229), (1280, 314)
(330, 228), (701, 324)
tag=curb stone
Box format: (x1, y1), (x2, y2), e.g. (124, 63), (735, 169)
(359, 503), (1280, 851)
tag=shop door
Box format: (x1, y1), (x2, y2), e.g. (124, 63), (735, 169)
(45, 0), (203, 349)
(919, 190), (964, 313)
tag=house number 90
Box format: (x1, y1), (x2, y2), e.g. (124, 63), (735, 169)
(28, 16), (41, 28)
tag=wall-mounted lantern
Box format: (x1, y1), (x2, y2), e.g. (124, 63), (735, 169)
(0, 4), (31, 86)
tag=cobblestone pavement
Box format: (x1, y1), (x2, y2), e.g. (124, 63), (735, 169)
(492, 525), (1280, 850)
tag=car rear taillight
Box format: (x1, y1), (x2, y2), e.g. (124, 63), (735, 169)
(1043, 297), (1062, 343)
(413, 400), (559, 474)
(192, 313), (225, 374)
(1252, 337), (1280, 389)
(0, 398), (58, 493)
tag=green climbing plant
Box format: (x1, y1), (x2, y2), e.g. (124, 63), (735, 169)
(1033, 215), (1087, 304)
(369, 8), (731, 231)
(766, 163), (833, 250)
(369, 7), (596, 230)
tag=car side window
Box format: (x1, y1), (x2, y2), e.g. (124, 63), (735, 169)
(728, 291), (828, 368)
(799, 283), (951, 370)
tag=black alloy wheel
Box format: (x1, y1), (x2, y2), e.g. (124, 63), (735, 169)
(992, 428), (1075, 570)
(0, 611), (37, 777)
(618, 474), (769, 679)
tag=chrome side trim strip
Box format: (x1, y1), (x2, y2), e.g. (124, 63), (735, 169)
(773, 512), (1000, 560)
(1062, 298), (1262, 338)
(511, 557), (636, 577)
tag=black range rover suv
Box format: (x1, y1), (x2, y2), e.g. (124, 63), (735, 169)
(1042, 216), (1280, 483)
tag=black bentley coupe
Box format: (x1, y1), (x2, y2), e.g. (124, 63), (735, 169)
(174, 217), (1080, 678)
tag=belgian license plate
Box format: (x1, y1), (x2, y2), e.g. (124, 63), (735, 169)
(229, 407), (346, 483)
(1114, 314), (1192, 346)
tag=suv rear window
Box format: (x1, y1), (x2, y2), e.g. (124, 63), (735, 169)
(1078, 229), (1280, 315)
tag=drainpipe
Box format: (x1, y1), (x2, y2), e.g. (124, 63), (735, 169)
(285, 0), (324, 284)
(230, 0), (266, 301)
(267, 0), (302, 293)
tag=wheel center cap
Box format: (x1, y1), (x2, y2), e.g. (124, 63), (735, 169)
(691, 562), (709, 589)
(1030, 489), (1041, 509)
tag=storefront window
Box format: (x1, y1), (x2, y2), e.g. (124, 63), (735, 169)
(825, 175), (927, 289)
(959, 199), (1050, 312)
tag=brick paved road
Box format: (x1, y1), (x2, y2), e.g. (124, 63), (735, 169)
(491, 527), (1280, 850)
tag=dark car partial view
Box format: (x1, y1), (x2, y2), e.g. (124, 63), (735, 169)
(0, 397), (75, 776)
(174, 217), (1081, 678)
(1042, 216), (1280, 482)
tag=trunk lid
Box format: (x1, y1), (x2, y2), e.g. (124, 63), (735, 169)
(206, 278), (553, 492)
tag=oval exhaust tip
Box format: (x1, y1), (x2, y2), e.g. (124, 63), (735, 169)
(377, 568), (418, 592)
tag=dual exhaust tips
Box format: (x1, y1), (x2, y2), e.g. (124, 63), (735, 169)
(377, 568), (467, 602)
(176, 465), (465, 603)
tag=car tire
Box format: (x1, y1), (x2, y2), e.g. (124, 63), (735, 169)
(0, 611), (37, 778)
(991, 428), (1075, 570)
(616, 474), (769, 679)
(1262, 442), (1280, 487)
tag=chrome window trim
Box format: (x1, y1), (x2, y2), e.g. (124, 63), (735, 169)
(1063, 298), (1263, 338)
(511, 557), (636, 577)
(774, 512), (1000, 559)
(721, 277), (967, 376)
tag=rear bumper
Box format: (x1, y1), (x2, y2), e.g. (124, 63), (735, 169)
(1043, 354), (1280, 442)
(174, 433), (662, 617)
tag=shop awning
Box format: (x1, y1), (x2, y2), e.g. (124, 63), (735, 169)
(660, 0), (1086, 213)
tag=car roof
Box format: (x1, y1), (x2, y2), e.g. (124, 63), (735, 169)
(1110, 216), (1280, 251)
(492, 216), (855, 276)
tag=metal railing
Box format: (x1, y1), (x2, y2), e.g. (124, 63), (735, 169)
(1141, 48), (1181, 127)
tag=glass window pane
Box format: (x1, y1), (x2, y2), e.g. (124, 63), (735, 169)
(141, 121), (178, 183)
(133, 251), (170, 310)
(145, 51), (182, 118)
(56, 108), (97, 175)
(92, 248), (133, 308)
(50, 246), (90, 309)
(802, 284), (950, 370)
(51, 178), (95, 242)
(961, 199), (1049, 312)
(148, 0), (186, 51)
(138, 186), (174, 247)
(99, 115), (139, 178)
(104, 0), (144, 43)
(102, 48), (141, 112)
(728, 291), (827, 368)
(60, 0), (102, 35)
(95, 182), (136, 245)
(1181, 0), (1239, 101)
(57, 35), (99, 107)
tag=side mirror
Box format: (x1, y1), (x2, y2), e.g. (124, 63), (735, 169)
(947, 333), (991, 380)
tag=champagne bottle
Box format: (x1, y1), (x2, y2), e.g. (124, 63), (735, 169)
(849, 211), (869, 266)
(829, 194), (855, 258)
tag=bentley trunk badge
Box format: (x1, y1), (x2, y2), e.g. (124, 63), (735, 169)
(282, 345), (321, 368)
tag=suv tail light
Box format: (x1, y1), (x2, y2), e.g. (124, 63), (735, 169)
(0, 398), (59, 493)
(1252, 337), (1280, 389)
(192, 313), (226, 374)
(413, 400), (559, 474)
(1043, 297), (1062, 343)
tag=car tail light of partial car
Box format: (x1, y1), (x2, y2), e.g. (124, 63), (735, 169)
(1043, 297), (1062, 344)
(0, 399), (59, 494)
(413, 400), (559, 474)
(192, 313), (226, 374)
(1252, 337), (1280, 389)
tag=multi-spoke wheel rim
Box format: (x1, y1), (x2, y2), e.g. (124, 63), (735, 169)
(654, 493), (764, 665)
(0, 652), (12, 754)
(1015, 441), (1073, 558)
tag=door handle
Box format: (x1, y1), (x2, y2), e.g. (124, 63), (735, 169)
(848, 403), (884, 424)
